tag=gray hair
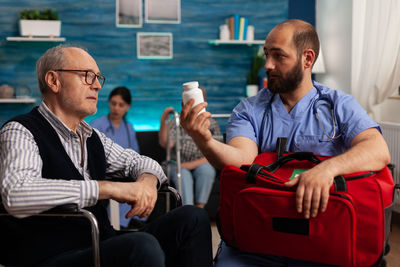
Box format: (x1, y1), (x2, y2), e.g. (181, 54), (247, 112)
(36, 45), (88, 95)
(36, 45), (66, 95)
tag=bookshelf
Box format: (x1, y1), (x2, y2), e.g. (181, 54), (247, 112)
(209, 40), (264, 46)
(0, 98), (36, 103)
(6, 36), (66, 42)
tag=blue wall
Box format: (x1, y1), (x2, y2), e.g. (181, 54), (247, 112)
(288, 0), (316, 26)
(0, 0), (289, 131)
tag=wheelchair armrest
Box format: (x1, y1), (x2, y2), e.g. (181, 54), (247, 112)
(158, 183), (182, 208)
(0, 202), (80, 216)
(44, 203), (80, 214)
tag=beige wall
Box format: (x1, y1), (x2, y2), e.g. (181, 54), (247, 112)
(316, 0), (400, 123)
(315, 0), (352, 94)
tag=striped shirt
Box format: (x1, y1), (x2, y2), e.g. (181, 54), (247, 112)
(0, 102), (167, 218)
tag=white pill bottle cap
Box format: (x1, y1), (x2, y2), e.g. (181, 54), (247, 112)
(182, 81), (199, 91)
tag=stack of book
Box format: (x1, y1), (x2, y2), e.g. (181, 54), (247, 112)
(226, 14), (249, 41)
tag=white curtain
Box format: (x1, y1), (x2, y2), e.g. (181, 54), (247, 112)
(351, 0), (400, 115)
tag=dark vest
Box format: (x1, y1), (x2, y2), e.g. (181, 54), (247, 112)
(0, 107), (115, 265)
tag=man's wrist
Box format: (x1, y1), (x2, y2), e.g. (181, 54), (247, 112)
(314, 160), (338, 180)
(137, 173), (159, 188)
(98, 180), (113, 200)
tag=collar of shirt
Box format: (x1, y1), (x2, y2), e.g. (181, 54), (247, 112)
(38, 101), (93, 140)
(270, 87), (318, 120)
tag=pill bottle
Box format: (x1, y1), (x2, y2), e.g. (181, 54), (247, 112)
(182, 81), (205, 114)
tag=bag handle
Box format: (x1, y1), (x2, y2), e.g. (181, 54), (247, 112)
(246, 152), (348, 192)
(246, 152), (321, 184)
(266, 152), (347, 192)
(264, 152), (322, 173)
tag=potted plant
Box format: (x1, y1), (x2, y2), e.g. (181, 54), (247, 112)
(246, 46), (265, 97)
(19, 9), (61, 37)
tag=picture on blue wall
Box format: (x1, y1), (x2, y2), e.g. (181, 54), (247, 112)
(116, 0), (142, 28)
(145, 0), (180, 24)
(137, 32), (173, 59)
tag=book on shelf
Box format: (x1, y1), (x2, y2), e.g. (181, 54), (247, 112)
(243, 17), (248, 41)
(239, 17), (248, 40)
(226, 15), (250, 41)
(226, 16), (234, 40)
(239, 17), (245, 40)
(233, 14), (240, 40)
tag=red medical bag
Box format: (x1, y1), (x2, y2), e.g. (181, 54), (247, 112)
(218, 152), (395, 267)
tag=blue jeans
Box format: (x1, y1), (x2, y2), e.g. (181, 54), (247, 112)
(169, 162), (216, 205)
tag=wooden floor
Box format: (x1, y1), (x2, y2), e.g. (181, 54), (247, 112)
(386, 212), (400, 266)
(211, 212), (400, 266)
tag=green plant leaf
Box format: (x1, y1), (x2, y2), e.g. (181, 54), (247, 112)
(247, 46), (265, 85)
(19, 8), (59, 20)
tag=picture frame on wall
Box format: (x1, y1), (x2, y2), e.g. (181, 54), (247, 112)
(145, 0), (181, 24)
(137, 32), (173, 59)
(116, 0), (142, 28)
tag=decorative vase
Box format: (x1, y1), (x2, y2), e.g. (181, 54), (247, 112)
(19, 20), (61, 37)
(0, 84), (14, 98)
(246, 84), (258, 97)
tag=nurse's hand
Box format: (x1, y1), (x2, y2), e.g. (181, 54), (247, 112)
(284, 166), (334, 219)
(180, 99), (213, 144)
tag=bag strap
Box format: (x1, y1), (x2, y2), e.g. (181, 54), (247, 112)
(276, 137), (288, 160)
(333, 176), (347, 192)
(246, 163), (264, 184)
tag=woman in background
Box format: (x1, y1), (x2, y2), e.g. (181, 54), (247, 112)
(158, 87), (220, 208)
(91, 86), (140, 228)
(91, 86), (140, 153)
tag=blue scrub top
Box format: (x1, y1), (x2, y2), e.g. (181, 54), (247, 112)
(90, 115), (140, 153)
(226, 82), (379, 156)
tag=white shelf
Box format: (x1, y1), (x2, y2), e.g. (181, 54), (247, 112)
(6, 36), (66, 42)
(0, 98), (36, 103)
(209, 39), (264, 45)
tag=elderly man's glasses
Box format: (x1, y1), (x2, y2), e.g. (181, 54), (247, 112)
(54, 69), (106, 87)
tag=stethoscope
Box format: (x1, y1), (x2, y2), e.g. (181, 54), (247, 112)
(258, 82), (342, 152)
(312, 84), (342, 142)
(105, 116), (132, 148)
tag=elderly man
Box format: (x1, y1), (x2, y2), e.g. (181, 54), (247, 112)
(180, 19), (390, 266)
(0, 45), (213, 267)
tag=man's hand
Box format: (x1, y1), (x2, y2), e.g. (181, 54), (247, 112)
(180, 99), (213, 145)
(283, 128), (390, 219)
(98, 173), (158, 218)
(284, 165), (334, 219)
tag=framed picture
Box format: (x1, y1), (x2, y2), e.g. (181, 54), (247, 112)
(137, 32), (173, 59)
(116, 0), (142, 28)
(145, 0), (181, 24)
